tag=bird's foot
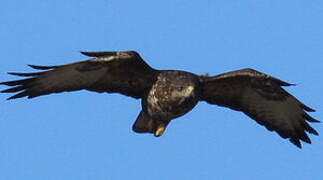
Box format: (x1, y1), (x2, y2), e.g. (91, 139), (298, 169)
(154, 123), (165, 137)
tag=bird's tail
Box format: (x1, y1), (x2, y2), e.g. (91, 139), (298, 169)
(132, 111), (169, 137)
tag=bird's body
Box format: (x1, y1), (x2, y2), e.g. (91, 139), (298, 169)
(135, 70), (201, 136)
(0, 51), (319, 148)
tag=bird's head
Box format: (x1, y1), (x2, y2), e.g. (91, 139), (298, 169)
(168, 73), (201, 105)
(172, 84), (195, 99)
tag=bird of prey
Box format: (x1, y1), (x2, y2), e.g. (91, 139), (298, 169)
(0, 51), (319, 148)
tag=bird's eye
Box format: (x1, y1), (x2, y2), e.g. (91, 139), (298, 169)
(177, 86), (185, 91)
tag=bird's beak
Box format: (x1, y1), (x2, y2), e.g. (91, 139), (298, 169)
(154, 123), (165, 137)
(186, 85), (195, 96)
(187, 85), (194, 92)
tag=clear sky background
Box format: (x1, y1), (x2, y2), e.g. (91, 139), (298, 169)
(1, 0), (322, 179)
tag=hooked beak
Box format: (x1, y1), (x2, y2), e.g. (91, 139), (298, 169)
(185, 85), (195, 97)
(187, 85), (194, 92)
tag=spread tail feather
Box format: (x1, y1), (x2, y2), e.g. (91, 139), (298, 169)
(132, 111), (170, 136)
(132, 111), (155, 134)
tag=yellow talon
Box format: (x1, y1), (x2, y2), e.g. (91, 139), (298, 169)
(154, 123), (165, 137)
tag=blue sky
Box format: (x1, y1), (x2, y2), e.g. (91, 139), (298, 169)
(1, 0), (323, 179)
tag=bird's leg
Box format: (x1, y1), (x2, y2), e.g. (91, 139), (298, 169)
(154, 122), (165, 137)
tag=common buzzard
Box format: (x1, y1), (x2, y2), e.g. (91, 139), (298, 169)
(0, 51), (319, 148)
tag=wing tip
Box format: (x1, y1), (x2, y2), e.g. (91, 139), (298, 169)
(289, 138), (302, 148)
(6, 91), (29, 100)
(310, 130), (319, 136)
(80, 51), (117, 57)
(80, 51), (90, 56)
(7, 72), (43, 77)
(302, 104), (316, 112)
(28, 64), (56, 70)
(274, 79), (295, 86)
(304, 113), (320, 123)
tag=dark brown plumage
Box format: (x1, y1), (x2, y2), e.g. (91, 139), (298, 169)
(0, 51), (319, 148)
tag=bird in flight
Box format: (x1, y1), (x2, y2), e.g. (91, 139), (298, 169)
(0, 51), (319, 148)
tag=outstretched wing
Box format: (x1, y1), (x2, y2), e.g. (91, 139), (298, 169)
(200, 68), (319, 148)
(0, 51), (159, 99)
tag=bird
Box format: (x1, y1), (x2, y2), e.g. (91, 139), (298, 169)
(0, 51), (319, 148)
